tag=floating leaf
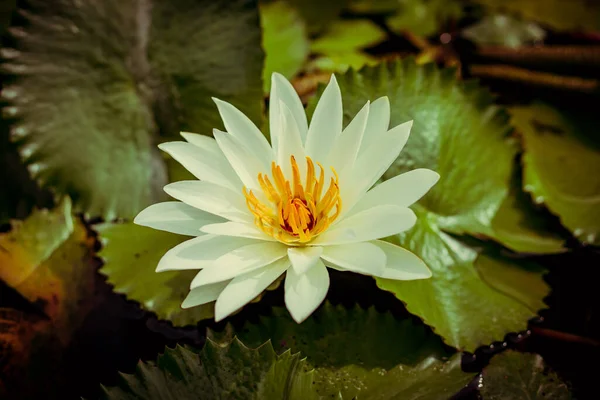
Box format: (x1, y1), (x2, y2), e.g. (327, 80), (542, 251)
(100, 338), (319, 400)
(511, 103), (600, 245)
(472, 0), (600, 32)
(462, 14), (546, 48)
(286, 0), (348, 34)
(480, 351), (572, 399)
(260, 1), (309, 92)
(386, 0), (462, 37)
(2, 0), (264, 220)
(311, 20), (386, 54)
(97, 222), (213, 326)
(313, 60), (551, 350)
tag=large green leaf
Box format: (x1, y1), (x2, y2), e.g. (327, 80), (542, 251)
(511, 103), (600, 245)
(472, 0), (600, 31)
(97, 222), (214, 327)
(315, 60), (551, 350)
(480, 351), (572, 399)
(385, 0), (462, 37)
(260, 1), (310, 92)
(1, 0), (264, 220)
(100, 339), (319, 400)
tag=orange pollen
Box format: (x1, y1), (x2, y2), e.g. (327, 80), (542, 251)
(243, 156), (342, 244)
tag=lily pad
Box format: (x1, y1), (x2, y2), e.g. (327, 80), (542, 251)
(97, 222), (214, 327)
(385, 0), (462, 37)
(260, 1), (310, 92)
(2, 0), (264, 220)
(472, 0), (600, 32)
(462, 14), (546, 48)
(311, 19), (386, 54)
(286, 0), (348, 34)
(100, 338), (319, 400)
(511, 103), (600, 245)
(480, 351), (572, 399)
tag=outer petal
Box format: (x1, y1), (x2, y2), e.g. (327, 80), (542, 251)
(212, 98), (272, 166)
(340, 120), (413, 215)
(134, 201), (223, 236)
(158, 141), (241, 191)
(164, 181), (251, 223)
(349, 169), (440, 216)
(288, 246), (323, 275)
(214, 258), (290, 321)
(357, 96), (390, 154)
(304, 74), (342, 162)
(270, 73), (308, 151)
(190, 241), (288, 288)
(180, 131), (222, 156)
(285, 259), (329, 323)
(201, 221), (277, 241)
(328, 101), (370, 175)
(181, 281), (230, 309)
(313, 205), (416, 246)
(372, 240), (432, 280)
(321, 242), (386, 276)
(156, 235), (257, 272)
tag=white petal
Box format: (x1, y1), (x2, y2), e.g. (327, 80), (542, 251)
(340, 120), (413, 215)
(270, 73), (308, 151)
(313, 205), (416, 246)
(372, 240), (432, 280)
(200, 221), (276, 241)
(288, 246), (323, 275)
(349, 169), (440, 216)
(213, 98), (272, 164)
(321, 242), (386, 276)
(284, 259), (329, 323)
(304, 74), (342, 161)
(213, 129), (268, 191)
(190, 241), (288, 288)
(181, 281), (230, 309)
(158, 141), (241, 191)
(328, 101), (370, 174)
(215, 258), (290, 321)
(156, 235), (257, 272)
(180, 131), (221, 156)
(134, 201), (223, 236)
(358, 96), (390, 154)
(163, 181), (251, 223)
(277, 100), (307, 179)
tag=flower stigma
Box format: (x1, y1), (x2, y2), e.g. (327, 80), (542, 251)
(243, 156), (342, 245)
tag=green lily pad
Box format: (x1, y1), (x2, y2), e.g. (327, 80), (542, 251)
(462, 14), (546, 48)
(99, 338), (319, 400)
(260, 1), (310, 92)
(472, 0), (600, 32)
(311, 19), (386, 54)
(511, 103), (600, 245)
(2, 0), (264, 220)
(385, 0), (463, 37)
(97, 222), (214, 326)
(480, 351), (572, 399)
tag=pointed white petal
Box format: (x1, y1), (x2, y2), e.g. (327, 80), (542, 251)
(288, 246), (323, 275)
(134, 201), (224, 236)
(321, 242), (386, 276)
(213, 129), (268, 191)
(340, 120), (413, 215)
(213, 98), (272, 163)
(158, 141), (241, 191)
(163, 181), (251, 223)
(372, 240), (432, 280)
(358, 96), (390, 154)
(180, 131), (221, 156)
(214, 258), (290, 321)
(284, 259), (329, 323)
(270, 73), (308, 151)
(305, 74), (342, 161)
(277, 101), (307, 179)
(329, 101), (370, 175)
(156, 235), (257, 272)
(181, 281), (230, 308)
(190, 241), (288, 288)
(313, 205), (416, 246)
(350, 169), (440, 215)
(200, 221), (276, 241)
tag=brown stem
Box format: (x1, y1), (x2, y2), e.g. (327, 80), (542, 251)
(530, 326), (600, 347)
(476, 45), (600, 68)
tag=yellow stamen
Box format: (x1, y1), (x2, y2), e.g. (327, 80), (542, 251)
(243, 156), (342, 245)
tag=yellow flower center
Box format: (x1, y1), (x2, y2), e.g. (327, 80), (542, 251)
(243, 156), (342, 244)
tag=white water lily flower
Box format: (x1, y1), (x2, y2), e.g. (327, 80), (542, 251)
(134, 73), (439, 323)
